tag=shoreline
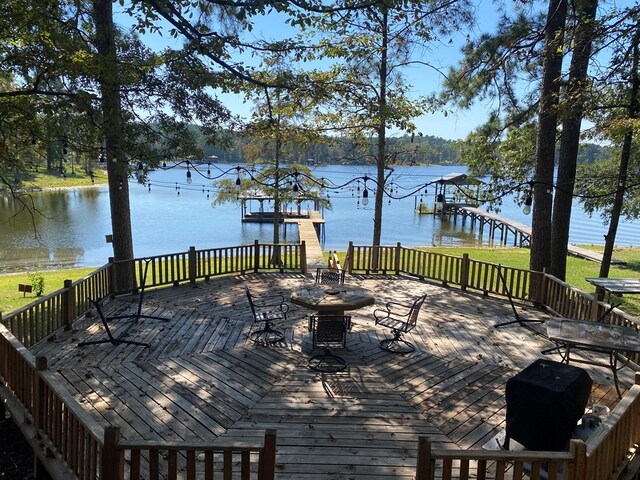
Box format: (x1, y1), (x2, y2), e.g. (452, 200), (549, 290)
(0, 244), (632, 277)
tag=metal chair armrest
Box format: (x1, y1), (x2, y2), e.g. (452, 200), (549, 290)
(382, 303), (413, 320)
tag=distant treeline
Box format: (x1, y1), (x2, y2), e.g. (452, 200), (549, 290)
(192, 128), (610, 166)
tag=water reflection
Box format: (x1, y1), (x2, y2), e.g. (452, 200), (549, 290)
(1, 165), (638, 272)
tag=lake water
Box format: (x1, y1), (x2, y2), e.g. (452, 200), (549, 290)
(1, 164), (637, 272)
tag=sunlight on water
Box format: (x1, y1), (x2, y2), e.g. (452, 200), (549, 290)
(0, 165), (637, 272)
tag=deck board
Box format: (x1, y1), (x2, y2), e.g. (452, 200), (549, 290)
(30, 273), (630, 479)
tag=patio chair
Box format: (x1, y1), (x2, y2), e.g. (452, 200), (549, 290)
(78, 299), (150, 348)
(308, 315), (351, 372)
(374, 293), (427, 354)
(315, 267), (346, 285)
(245, 284), (288, 344)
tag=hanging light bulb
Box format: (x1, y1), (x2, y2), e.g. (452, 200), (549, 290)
(436, 193), (444, 212)
(186, 169), (192, 184)
(293, 183), (299, 192)
(523, 194), (533, 215)
(137, 162), (144, 172)
(362, 188), (369, 206)
(148, 183), (151, 192)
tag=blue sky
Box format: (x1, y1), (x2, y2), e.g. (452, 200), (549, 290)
(116, 0), (630, 141)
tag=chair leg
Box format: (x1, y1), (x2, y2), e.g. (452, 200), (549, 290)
(379, 330), (415, 354)
(308, 348), (347, 373)
(249, 321), (285, 344)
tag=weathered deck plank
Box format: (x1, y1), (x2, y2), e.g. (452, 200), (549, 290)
(29, 273), (628, 479)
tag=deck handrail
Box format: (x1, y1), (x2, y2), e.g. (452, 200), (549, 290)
(416, 437), (582, 480)
(347, 242), (534, 302)
(106, 429), (277, 480)
(0, 264), (112, 348)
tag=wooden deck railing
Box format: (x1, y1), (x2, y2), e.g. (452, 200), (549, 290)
(416, 437), (582, 480)
(116, 241), (304, 293)
(584, 380), (640, 480)
(0, 264), (112, 348)
(105, 429), (277, 480)
(346, 242), (533, 302)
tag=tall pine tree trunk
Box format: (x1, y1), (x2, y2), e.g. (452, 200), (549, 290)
(371, 7), (388, 271)
(550, 0), (597, 280)
(530, 0), (567, 295)
(93, 0), (135, 291)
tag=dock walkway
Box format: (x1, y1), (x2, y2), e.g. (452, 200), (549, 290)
(457, 206), (624, 264)
(285, 210), (325, 269)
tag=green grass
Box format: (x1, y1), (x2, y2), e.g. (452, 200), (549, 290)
(0, 267), (99, 315)
(1, 168), (108, 191)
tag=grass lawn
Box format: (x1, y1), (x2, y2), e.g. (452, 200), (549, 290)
(1, 246), (638, 317)
(0, 267), (99, 315)
(1, 168), (108, 191)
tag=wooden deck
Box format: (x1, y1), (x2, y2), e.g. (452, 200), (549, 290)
(31, 274), (626, 479)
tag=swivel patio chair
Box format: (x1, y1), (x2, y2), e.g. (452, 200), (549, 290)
(315, 267), (346, 285)
(245, 284), (288, 344)
(374, 293), (427, 354)
(308, 314), (351, 372)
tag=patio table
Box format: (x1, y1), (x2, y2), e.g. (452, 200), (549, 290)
(546, 317), (640, 397)
(290, 284), (375, 316)
(586, 277), (640, 302)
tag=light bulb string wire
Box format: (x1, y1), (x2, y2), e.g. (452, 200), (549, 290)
(137, 160), (640, 204)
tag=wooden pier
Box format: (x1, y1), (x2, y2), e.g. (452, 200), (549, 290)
(285, 211), (326, 268)
(455, 206), (624, 264)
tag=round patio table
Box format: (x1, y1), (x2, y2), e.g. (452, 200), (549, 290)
(290, 283), (375, 316)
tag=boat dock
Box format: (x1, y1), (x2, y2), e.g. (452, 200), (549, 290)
(454, 206), (624, 264)
(285, 211), (326, 268)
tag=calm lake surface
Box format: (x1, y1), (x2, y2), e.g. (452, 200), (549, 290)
(1, 165), (638, 272)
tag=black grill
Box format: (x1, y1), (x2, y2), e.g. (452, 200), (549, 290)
(505, 359), (592, 451)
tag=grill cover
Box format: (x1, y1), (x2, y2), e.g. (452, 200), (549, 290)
(505, 359), (592, 451)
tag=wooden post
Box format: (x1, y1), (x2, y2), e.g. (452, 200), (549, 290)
(33, 356), (47, 435)
(259, 429), (277, 480)
(570, 439), (587, 480)
(101, 426), (121, 480)
(589, 296), (601, 322)
(460, 253), (470, 291)
(300, 241), (307, 274)
(394, 242), (401, 275)
(108, 257), (116, 297)
(347, 242), (354, 274)
(188, 246), (197, 286)
(415, 436), (432, 480)
(62, 280), (74, 330)
(254, 240), (260, 273)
